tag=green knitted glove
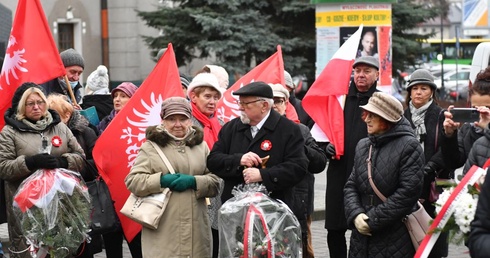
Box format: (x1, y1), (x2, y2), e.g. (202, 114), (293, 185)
(169, 174), (196, 192)
(160, 173), (179, 188)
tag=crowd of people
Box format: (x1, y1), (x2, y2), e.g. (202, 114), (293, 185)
(3, 46), (490, 258)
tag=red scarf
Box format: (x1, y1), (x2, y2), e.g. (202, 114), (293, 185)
(191, 102), (222, 149)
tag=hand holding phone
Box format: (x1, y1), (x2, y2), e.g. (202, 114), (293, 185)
(449, 108), (480, 123)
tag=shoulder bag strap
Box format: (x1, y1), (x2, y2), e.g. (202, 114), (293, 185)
(148, 141), (175, 174)
(367, 145), (387, 202)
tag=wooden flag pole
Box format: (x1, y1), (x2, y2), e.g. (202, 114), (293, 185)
(63, 75), (78, 105)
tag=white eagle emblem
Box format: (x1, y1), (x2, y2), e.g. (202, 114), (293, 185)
(0, 35), (28, 89)
(121, 92), (164, 167)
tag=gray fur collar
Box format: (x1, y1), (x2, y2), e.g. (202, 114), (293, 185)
(145, 125), (204, 148)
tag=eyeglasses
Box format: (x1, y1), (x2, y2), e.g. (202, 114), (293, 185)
(273, 99), (285, 105)
(25, 100), (46, 108)
(236, 99), (265, 107)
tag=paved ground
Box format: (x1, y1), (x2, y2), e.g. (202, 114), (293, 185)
(0, 169), (472, 257)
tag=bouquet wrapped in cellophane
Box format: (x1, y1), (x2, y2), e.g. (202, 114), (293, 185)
(218, 183), (302, 258)
(13, 168), (91, 257)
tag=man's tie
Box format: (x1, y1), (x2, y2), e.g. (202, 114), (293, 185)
(251, 126), (258, 138)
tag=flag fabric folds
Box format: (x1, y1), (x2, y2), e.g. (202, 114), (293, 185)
(93, 43), (184, 242)
(216, 45), (298, 123)
(302, 25), (364, 159)
(0, 0), (66, 128)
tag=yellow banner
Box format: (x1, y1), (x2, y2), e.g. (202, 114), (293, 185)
(316, 10), (391, 27)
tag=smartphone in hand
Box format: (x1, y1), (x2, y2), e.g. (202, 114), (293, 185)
(450, 108), (480, 123)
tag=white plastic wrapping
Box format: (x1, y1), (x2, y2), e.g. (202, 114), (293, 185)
(218, 183), (302, 258)
(13, 168), (91, 257)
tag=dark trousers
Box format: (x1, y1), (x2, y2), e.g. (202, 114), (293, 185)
(327, 229), (347, 258)
(102, 230), (142, 258)
(212, 228), (219, 258)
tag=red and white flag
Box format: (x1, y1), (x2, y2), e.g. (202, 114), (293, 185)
(415, 165), (486, 257)
(216, 45), (298, 123)
(0, 0), (66, 128)
(14, 169), (80, 213)
(302, 25), (363, 159)
(93, 43), (184, 242)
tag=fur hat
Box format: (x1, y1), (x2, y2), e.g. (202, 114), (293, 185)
(60, 48), (84, 69)
(353, 56), (379, 70)
(85, 65), (110, 95)
(269, 83), (290, 99)
(187, 73), (223, 98)
(360, 92), (403, 123)
(284, 71), (295, 89)
(406, 69), (437, 90)
(160, 97), (191, 119)
(111, 82), (138, 98)
(204, 65), (229, 89)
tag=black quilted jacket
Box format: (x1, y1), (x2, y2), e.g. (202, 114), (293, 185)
(463, 125), (490, 173)
(344, 117), (425, 258)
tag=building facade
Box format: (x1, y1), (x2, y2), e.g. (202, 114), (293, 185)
(1, 0), (181, 86)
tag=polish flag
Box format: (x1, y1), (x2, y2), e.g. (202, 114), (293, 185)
(0, 0), (66, 128)
(14, 169), (80, 213)
(216, 45), (299, 123)
(93, 43), (184, 242)
(302, 25), (363, 159)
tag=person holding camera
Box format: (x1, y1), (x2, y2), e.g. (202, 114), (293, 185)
(403, 69), (450, 257)
(441, 67), (490, 174)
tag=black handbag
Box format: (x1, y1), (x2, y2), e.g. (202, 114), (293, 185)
(84, 158), (120, 235)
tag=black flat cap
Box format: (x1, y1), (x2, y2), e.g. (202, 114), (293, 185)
(232, 81), (273, 98)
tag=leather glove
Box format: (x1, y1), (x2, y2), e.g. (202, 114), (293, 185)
(169, 174), (196, 192)
(325, 143), (336, 158)
(423, 161), (438, 178)
(354, 213), (371, 236)
(160, 173), (179, 188)
(57, 157), (68, 168)
(26, 154), (59, 170)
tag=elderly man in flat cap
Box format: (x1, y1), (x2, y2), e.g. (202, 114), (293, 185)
(41, 48), (85, 109)
(207, 81), (308, 209)
(323, 55), (380, 258)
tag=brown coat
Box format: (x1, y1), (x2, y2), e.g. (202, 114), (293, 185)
(125, 125), (219, 258)
(0, 110), (85, 257)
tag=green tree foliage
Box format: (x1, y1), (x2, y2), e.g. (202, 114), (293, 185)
(137, 0), (315, 80)
(392, 0), (443, 76)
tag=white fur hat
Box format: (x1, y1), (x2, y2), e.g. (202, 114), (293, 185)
(204, 65), (229, 89)
(85, 65), (109, 95)
(187, 73), (223, 99)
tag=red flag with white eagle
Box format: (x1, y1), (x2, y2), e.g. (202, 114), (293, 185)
(216, 45), (298, 123)
(302, 25), (363, 159)
(93, 43), (184, 242)
(0, 0), (66, 128)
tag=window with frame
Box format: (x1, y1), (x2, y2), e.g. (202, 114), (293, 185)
(58, 23), (74, 51)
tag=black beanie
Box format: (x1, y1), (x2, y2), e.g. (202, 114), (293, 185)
(11, 82), (45, 109)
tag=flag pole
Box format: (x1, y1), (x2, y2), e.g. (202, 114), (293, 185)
(63, 75), (78, 105)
